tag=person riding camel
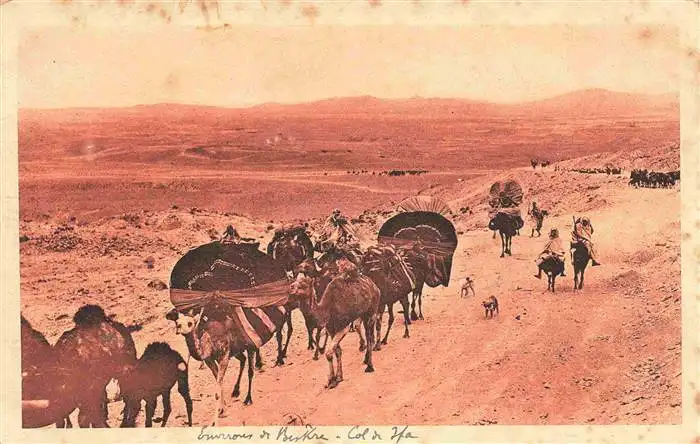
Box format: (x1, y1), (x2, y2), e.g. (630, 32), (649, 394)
(221, 225), (256, 245)
(534, 227), (567, 279)
(319, 208), (357, 249)
(221, 225), (242, 244)
(571, 216), (601, 266)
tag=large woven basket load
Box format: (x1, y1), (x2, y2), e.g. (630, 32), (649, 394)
(487, 179), (524, 221)
(488, 180), (523, 208)
(397, 195), (451, 216)
(169, 241), (289, 312)
(378, 196), (458, 287)
(168, 241), (290, 348)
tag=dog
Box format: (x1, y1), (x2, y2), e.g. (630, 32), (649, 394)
(460, 277), (475, 298)
(482, 296), (499, 319)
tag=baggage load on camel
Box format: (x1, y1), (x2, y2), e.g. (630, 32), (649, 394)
(488, 206), (524, 230)
(169, 241), (290, 348)
(488, 180), (524, 208)
(377, 205), (458, 287)
(169, 241), (289, 311)
(397, 195), (451, 216)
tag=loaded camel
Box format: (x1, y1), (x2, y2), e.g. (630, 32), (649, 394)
(266, 225), (314, 365)
(288, 259), (380, 389)
(21, 316), (82, 428)
(489, 212), (520, 257)
(360, 246), (415, 348)
(166, 300), (292, 426)
(401, 242), (446, 321)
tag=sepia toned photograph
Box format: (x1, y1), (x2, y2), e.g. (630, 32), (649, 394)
(2, 1), (698, 442)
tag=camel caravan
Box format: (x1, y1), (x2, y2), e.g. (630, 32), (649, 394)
(20, 174), (615, 427)
(21, 195), (460, 428)
(20, 179), (612, 427)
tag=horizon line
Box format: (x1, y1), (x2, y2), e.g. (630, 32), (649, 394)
(18, 87), (680, 112)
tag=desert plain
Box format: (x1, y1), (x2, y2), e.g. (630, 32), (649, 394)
(18, 89), (682, 426)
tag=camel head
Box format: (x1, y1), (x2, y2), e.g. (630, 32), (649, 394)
(295, 258), (319, 277)
(165, 308), (202, 335)
(288, 273), (314, 303)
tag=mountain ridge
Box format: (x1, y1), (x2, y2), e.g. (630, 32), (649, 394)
(19, 88), (679, 118)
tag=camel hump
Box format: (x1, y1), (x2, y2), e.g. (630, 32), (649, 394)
(142, 341), (175, 355)
(73, 304), (108, 326)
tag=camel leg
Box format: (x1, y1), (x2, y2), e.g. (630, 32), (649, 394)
(579, 269), (585, 290)
(417, 288), (424, 320)
(161, 390), (172, 427)
(122, 397), (141, 428)
(244, 348), (255, 406)
(325, 334), (337, 388)
(313, 328), (322, 360)
(255, 349), (263, 370)
(326, 325), (351, 389)
(410, 289), (419, 321)
(500, 232), (505, 257)
(144, 397), (156, 428)
(334, 345), (344, 383)
(363, 314), (376, 372)
(400, 297), (411, 338)
(357, 320), (366, 351)
(283, 314), (293, 358)
(374, 305), (385, 350)
(275, 329), (285, 366)
(231, 353), (245, 398)
(507, 234), (512, 256)
(207, 351), (230, 426)
(306, 321), (315, 350)
(381, 302), (395, 345)
(177, 367), (193, 427)
(320, 330), (328, 351)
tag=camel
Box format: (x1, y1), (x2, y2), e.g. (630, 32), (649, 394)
(289, 260), (380, 389)
(291, 254), (360, 360)
(120, 342), (193, 427)
(400, 244), (445, 321)
(293, 258), (332, 360)
(267, 227), (314, 366)
(52, 305), (138, 428)
(539, 256), (565, 293)
(360, 246), (415, 349)
(571, 242), (591, 290)
(21, 316), (81, 428)
(166, 301), (288, 426)
(489, 212), (520, 257)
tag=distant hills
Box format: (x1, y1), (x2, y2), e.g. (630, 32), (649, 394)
(20, 89), (679, 120)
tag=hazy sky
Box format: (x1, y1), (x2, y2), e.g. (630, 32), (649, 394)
(18, 24), (680, 108)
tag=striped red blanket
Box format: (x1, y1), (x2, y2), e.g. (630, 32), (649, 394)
(228, 305), (288, 349)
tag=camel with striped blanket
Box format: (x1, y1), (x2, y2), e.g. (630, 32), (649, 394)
(166, 302), (289, 426)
